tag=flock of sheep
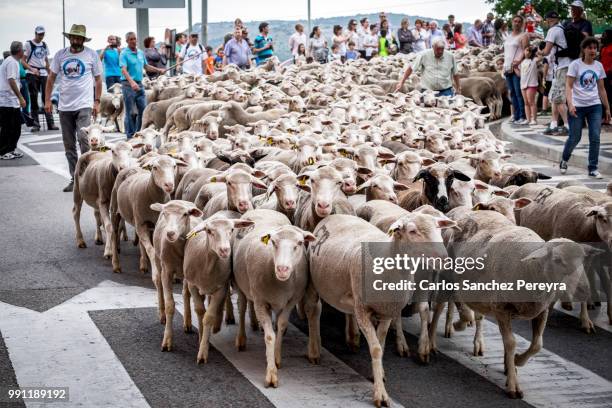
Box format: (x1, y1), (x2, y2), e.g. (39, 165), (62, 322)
(75, 45), (612, 407)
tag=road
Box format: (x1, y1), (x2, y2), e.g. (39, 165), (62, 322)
(0, 124), (611, 408)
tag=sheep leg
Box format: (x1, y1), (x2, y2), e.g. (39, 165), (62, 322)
(98, 201), (113, 258)
(429, 302), (445, 353)
(224, 286), (236, 325)
(189, 285), (205, 343)
(212, 289), (225, 333)
(417, 302), (431, 363)
(197, 285), (226, 364)
(274, 306), (293, 369)
(354, 305), (390, 407)
(445, 301), (455, 338)
(453, 302), (474, 332)
(248, 300), (259, 331)
(580, 302), (595, 333)
(152, 264), (165, 325)
(303, 283), (322, 364)
(183, 280), (193, 333)
(235, 290), (248, 351)
(120, 219), (129, 241)
(93, 209), (104, 245)
(497, 314), (522, 399)
(473, 312), (485, 356)
(345, 314), (361, 352)
(110, 210), (122, 273)
(515, 309), (548, 367)
(138, 241), (149, 274)
(254, 301), (278, 388)
(598, 266), (612, 324)
(160, 263), (175, 352)
(392, 318), (409, 357)
(73, 187), (86, 248)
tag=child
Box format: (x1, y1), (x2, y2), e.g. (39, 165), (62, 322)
(541, 56), (554, 112)
(214, 48), (224, 69)
(330, 44), (342, 61)
(205, 46), (215, 75)
(520, 46), (541, 125)
(346, 41), (359, 61)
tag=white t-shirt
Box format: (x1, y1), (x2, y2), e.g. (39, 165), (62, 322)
(567, 59), (606, 107)
(24, 39), (50, 76)
(363, 34), (378, 57)
(288, 32), (307, 56)
(520, 59), (539, 89)
(50, 47), (102, 111)
(412, 28), (430, 53)
(503, 32), (525, 72)
(0, 56), (21, 108)
(357, 25), (369, 50)
(545, 24), (570, 70)
(179, 43), (205, 75)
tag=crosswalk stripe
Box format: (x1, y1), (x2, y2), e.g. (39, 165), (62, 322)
(402, 313), (612, 408)
(554, 304), (612, 334)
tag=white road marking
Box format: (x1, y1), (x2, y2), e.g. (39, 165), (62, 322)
(554, 304), (612, 334)
(403, 315), (612, 408)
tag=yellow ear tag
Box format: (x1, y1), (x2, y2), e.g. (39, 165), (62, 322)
(258, 135), (265, 140)
(169, 147), (178, 155)
(266, 137), (274, 145)
(210, 176), (217, 182)
(308, 157), (315, 165)
(387, 229), (395, 237)
(98, 146), (109, 152)
(298, 176), (307, 186)
(186, 231), (198, 240)
(291, 144), (298, 150)
(340, 151), (347, 157)
(143, 165), (152, 171)
(261, 234), (270, 245)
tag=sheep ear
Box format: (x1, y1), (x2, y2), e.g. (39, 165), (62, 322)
(233, 219), (255, 229)
(302, 231), (316, 246)
(393, 182), (410, 191)
(521, 246), (549, 263)
(208, 174), (226, 183)
(421, 158), (437, 166)
(186, 221), (207, 240)
(265, 181), (277, 200)
(580, 243), (606, 257)
(436, 219), (458, 229)
(188, 207), (203, 218)
(251, 169), (266, 179)
(216, 153), (232, 164)
(80, 126), (91, 134)
(377, 151), (396, 160)
(297, 174), (310, 186)
(356, 179), (372, 193)
(260, 233), (271, 245)
(297, 183), (311, 193)
(251, 176), (268, 190)
(513, 198), (532, 209)
(174, 159), (189, 167)
(537, 173), (552, 180)
(492, 189), (510, 197)
(585, 206), (605, 218)
(472, 203), (487, 211)
(150, 203), (165, 212)
(413, 169), (428, 182)
(453, 170), (471, 182)
(387, 220), (402, 236)
(356, 167), (373, 179)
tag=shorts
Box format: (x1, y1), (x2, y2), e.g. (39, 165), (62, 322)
(523, 86), (538, 92)
(549, 66), (568, 104)
(544, 80), (552, 97)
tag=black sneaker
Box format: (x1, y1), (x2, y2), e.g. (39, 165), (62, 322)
(63, 180), (74, 192)
(10, 151), (23, 159)
(588, 170), (603, 179)
(543, 127), (557, 135)
(556, 127), (569, 135)
(559, 160), (568, 174)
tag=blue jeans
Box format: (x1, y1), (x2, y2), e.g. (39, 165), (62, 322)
(121, 81), (146, 139)
(19, 78), (34, 126)
(435, 88), (455, 97)
(562, 104), (602, 172)
(505, 72), (525, 121)
(105, 76), (121, 89)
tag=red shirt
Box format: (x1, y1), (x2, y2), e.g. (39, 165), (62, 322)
(601, 45), (612, 75)
(454, 32), (467, 49)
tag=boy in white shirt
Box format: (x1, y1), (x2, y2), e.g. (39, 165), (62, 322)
(0, 42), (27, 160)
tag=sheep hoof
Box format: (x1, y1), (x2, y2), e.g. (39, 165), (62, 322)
(112, 267), (121, 273)
(582, 325), (595, 334)
(444, 328), (453, 338)
(174, 277), (181, 284)
(506, 389), (524, 399)
(225, 316), (236, 325)
(418, 352), (430, 365)
(184, 324), (193, 334)
(77, 241), (87, 248)
(159, 316), (166, 325)
(594, 301), (601, 307)
(275, 361), (281, 369)
(197, 356), (208, 364)
(250, 322), (259, 331)
(264, 371), (278, 388)
(140, 268), (148, 274)
(103, 253), (111, 260)
(161, 343), (171, 352)
(561, 302), (573, 311)
(95, 239), (104, 246)
(307, 355), (320, 365)
(373, 391), (390, 407)
(396, 344), (409, 357)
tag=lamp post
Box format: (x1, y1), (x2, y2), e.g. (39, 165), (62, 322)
(62, 0), (66, 48)
(307, 0), (311, 35)
(201, 0), (208, 46)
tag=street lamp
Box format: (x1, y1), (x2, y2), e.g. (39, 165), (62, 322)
(62, 0), (66, 48)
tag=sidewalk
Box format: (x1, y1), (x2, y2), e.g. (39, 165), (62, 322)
(499, 115), (612, 175)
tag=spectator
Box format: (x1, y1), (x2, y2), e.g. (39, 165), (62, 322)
(347, 19), (360, 49)
(448, 14), (456, 28)
(18, 55), (34, 127)
(0, 41), (27, 161)
(224, 18), (244, 45)
(520, 46), (541, 125)
(332, 25), (349, 57)
(363, 24), (379, 61)
(412, 19), (430, 53)
(429, 21), (445, 48)
(542, 11), (570, 135)
(357, 17), (370, 58)
(330, 44), (342, 62)
(296, 43), (307, 61)
(204, 46), (215, 75)
(346, 41), (359, 61)
(567, 0), (593, 37)
(379, 12), (392, 33)
(288, 24), (307, 58)
(503, 15), (529, 125)
(22, 26), (58, 131)
(308, 26), (328, 63)
(214, 48), (224, 69)
(378, 29), (392, 57)
(482, 13), (495, 46)
(442, 23), (454, 49)
(143, 36), (167, 79)
(601, 30), (612, 124)
(395, 39), (461, 96)
(119, 31), (163, 139)
(494, 18), (508, 45)
(174, 33), (186, 61)
(397, 18), (414, 55)
(453, 23), (467, 49)
(178, 33), (205, 75)
(468, 19), (484, 47)
(100, 35), (121, 88)
(560, 37), (610, 178)
(44, 25), (103, 191)
(380, 19), (394, 43)
(253, 22), (274, 66)
(223, 27), (252, 69)
(541, 56), (554, 112)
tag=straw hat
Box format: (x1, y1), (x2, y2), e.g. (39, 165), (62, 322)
(63, 24), (91, 42)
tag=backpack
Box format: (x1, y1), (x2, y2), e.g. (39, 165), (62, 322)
(554, 22), (583, 62)
(26, 40), (48, 65)
(184, 43), (204, 54)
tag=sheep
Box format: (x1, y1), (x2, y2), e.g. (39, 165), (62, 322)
(73, 141), (134, 258)
(110, 155), (186, 274)
(201, 168), (268, 218)
(232, 209), (318, 387)
(80, 123), (116, 151)
(253, 173), (300, 221)
(98, 91), (124, 132)
(490, 164), (552, 188)
(348, 173), (409, 209)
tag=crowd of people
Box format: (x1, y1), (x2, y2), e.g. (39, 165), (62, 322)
(0, 4), (610, 182)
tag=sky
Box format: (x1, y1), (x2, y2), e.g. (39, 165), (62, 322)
(0, 0), (494, 53)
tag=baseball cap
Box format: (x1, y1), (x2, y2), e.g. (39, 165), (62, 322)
(35, 26), (45, 34)
(570, 0), (584, 8)
(544, 11), (560, 19)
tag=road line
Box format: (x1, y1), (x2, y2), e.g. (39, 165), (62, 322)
(554, 304), (612, 334)
(402, 314), (612, 408)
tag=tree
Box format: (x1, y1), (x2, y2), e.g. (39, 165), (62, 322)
(485, 0), (611, 31)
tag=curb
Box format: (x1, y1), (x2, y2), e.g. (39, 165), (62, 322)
(498, 120), (612, 175)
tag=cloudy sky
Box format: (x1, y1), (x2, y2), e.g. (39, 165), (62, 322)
(2, 0), (493, 53)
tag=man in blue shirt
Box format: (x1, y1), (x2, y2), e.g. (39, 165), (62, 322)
(120, 31), (164, 138)
(100, 35), (121, 89)
(223, 27), (252, 69)
(253, 22), (274, 66)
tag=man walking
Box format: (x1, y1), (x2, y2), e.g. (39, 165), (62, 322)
(120, 32), (165, 139)
(100, 35), (121, 89)
(22, 26), (58, 131)
(0, 42), (27, 160)
(223, 27), (252, 69)
(395, 39), (461, 96)
(482, 13), (495, 46)
(178, 33), (205, 75)
(44, 24), (103, 192)
(253, 22), (274, 66)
